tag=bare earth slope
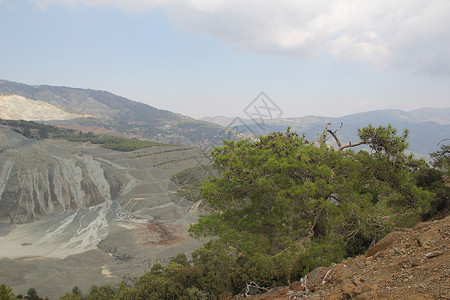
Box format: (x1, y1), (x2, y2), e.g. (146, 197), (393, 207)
(238, 215), (449, 300)
(0, 126), (33, 150)
(0, 95), (91, 121)
(0, 128), (210, 298)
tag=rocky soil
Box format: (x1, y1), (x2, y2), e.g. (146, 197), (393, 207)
(237, 215), (449, 300)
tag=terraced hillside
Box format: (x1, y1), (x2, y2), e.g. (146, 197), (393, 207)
(0, 126), (211, 298)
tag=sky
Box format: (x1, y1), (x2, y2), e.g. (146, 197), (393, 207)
(0, 0), (449, 119)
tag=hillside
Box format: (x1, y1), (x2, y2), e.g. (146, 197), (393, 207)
(238, 215), (449, 299)
(202, 108), (450, 155)
(0, 80), (224, 145)
(0, 125), (212, 298)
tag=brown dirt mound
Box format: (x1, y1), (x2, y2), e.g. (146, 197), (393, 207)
(141, 221), (188, 246)
(236, 215), (449, 299)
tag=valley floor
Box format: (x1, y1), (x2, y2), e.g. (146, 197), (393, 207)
(0, 137), (210, 299)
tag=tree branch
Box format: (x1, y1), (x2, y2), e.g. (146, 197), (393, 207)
(245, 282), (268, 297)
(338, 141), (366, 152)
(274, 207), (323, 257)
(437, 138), (450, 145)
(327, 122), (343, 147)
(319, 122), (331, 145)
(321, 122), (367, 151)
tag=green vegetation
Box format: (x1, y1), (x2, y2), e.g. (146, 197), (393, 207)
(63, 132), (167, 151)
(0, 284), (46, 300)
(60, 286), (83, 300)
(25, 288), (45, 300)
(185, 125), (433, 296)
(0, 283), (15, 300)
(430, 142), (449, 176)
(171, 166), (216, 202)
(417, 142), (450, 219)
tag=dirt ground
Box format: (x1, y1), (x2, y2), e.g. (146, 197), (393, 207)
(0, 219), (203, 299)
(236, 215), (449, 300)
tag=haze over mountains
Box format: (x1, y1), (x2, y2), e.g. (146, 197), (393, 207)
(202, 107), (450, 155)
(1, 79), (448, 155)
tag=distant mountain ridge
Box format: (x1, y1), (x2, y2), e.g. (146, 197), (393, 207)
(202, 108), (450, 126)
(1, 79), (448, 154)
(0, 80), (223, 145)
(202, 107), (450, 155)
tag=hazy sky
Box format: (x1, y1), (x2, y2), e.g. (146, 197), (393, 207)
(1, 0), (449, 119)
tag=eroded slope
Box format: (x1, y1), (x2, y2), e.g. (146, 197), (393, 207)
(0, 130), (210, 298)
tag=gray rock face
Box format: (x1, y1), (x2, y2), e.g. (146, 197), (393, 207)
(0, 130), (207, 238)
(0, 147), (127, 224)
(0, 129), (203, 225)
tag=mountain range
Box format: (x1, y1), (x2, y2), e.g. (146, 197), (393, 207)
(1, 79), (448, 155)
(0, 79), (223, 146)
(202, 107), (450, 155)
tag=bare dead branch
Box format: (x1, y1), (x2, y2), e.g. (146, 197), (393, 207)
(322, 268), (333, 285)
(437, 138), (450, 145)
(345, 229), (359, 243)
(327, 122), (343, 147)
(338, 141), (366, 152)
(320, 122), (367, 151)
(245, 281), (269, 297)
(319, 122), (331, 145)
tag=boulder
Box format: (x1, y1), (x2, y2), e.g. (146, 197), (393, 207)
(366, 232), (399, 257)
(306, 267), (329, 291)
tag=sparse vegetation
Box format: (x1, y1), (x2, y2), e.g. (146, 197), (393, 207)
(63, 132), (167, 151)
(0, 118), (75, 139)
(0, 118), (168, 151)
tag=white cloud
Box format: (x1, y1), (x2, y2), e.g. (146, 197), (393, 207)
(31, 0), (450, 75)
